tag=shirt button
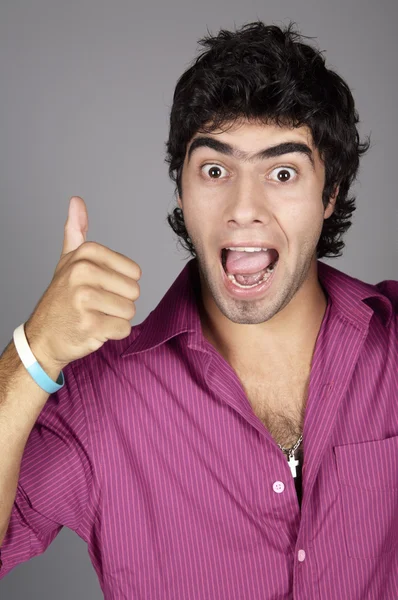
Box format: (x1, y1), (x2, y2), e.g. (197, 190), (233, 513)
(273, 481), (285, 493)
(298, 549), (306, 562)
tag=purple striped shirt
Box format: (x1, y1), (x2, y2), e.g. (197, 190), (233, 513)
(1, 258), (397, 599)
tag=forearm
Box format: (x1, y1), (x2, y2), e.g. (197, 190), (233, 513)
(0, 327), (63, 544)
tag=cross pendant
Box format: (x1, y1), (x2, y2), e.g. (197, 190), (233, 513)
(288, 452), (299, 478)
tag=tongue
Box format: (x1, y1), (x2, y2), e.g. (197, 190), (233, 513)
(225, 249), (276, 275)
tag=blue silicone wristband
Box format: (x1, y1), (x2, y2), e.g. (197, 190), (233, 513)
(27, 361), (65, 394)
(13, 322), (65, 394)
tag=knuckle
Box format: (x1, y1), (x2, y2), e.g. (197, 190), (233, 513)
(74, 258), (96, 280)
(73, 241), (101, 263)
(75, 284), (95, 306)
(77, 240), (97, 254)
(82, 311), (99, 333)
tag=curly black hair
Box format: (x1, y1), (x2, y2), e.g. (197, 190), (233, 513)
(165, 20), (371, 259)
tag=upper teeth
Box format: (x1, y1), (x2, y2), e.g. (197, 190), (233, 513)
(225, 247), (268, 252)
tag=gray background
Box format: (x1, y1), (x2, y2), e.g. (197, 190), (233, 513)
(0, 0), (397, 597)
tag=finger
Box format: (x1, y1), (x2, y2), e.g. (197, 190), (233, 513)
(77, 241), (142, 282)
(72, 261), (140, 303)
(77, 286), (137, 321)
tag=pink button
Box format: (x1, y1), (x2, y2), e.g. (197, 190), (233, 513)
(298, 549), (306, 562)
(272, 481), (285, 493)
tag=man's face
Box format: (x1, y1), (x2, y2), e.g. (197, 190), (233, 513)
(178, 119), (337, 325)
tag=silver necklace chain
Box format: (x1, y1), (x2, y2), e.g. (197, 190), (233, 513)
(277, 434), (303, 456)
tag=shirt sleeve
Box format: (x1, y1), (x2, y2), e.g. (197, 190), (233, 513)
(0, 360), (93, 578)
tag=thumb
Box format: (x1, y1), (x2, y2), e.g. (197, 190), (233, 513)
(61, 196), (89, 257)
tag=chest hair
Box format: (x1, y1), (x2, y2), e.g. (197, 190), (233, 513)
(237, 369), (309, 450)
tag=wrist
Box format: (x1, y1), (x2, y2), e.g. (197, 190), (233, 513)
(24, 320), (66, 378)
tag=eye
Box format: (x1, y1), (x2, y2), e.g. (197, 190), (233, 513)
(269, 166), (297, 183)
(201, 164), (228, 179)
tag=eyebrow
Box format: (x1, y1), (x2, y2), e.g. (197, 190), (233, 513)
(187, 136), (315, 170)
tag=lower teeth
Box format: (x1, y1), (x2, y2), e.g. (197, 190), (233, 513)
(227, 260), (278, 289)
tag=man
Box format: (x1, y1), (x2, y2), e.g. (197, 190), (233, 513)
(0, 20), (397, 599)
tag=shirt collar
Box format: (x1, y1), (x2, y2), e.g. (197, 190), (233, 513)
(120, 259), (204, 357)
(316, 260), (393, 329)
(121, 258), (393, 358)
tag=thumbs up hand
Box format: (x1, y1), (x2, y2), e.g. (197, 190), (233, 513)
(24, 197), (141, 370)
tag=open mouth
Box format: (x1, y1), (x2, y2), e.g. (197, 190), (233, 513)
(221, 247), (279, 289)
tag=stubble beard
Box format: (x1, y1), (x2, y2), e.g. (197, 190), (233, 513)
(195, 243), (316, 326)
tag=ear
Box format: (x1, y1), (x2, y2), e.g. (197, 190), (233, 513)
(324, 184), (340, 220)
(177, 194), (182, 209)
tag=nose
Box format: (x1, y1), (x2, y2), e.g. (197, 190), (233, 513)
(225, 176), (273, 228)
